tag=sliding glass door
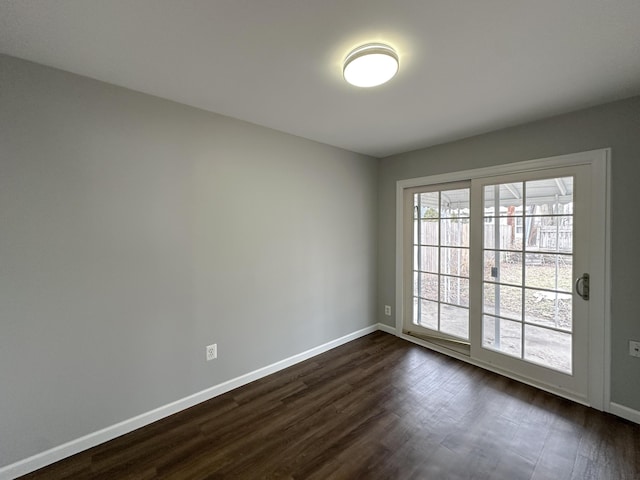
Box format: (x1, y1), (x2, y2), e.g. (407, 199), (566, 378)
(404, 164), (593, 399)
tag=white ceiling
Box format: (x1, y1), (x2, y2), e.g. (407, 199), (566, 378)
(1, 0), (640, 158)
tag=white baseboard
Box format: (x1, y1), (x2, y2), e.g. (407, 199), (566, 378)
(609, 402), (640, 424)
(0, 324), (381, 480)
(377, 322), (396, 335)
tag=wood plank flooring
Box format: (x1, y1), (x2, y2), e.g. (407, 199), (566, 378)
(19, 332), (640, 479)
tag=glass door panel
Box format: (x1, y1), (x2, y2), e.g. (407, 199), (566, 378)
(480, 176), (575, 373)
(409, 182), (471, 341)
(471, 166), (590, 397)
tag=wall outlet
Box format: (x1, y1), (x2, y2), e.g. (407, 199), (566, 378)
(630, 340), (640, 358)
(384, 305), (392, 316)
(206, 344), (217, 361)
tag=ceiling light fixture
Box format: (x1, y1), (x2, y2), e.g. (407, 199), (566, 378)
(343, 43), (399, 88)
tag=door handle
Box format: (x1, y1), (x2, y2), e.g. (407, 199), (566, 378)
(575, 273), (590, 301)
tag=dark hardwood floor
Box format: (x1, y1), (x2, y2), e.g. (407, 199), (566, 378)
(19, 332), (640, 479)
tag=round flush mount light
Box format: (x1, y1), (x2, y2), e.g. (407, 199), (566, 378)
(343, 43), (399, 88)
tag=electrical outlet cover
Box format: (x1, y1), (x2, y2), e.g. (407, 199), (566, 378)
(206, 344), (217, 361)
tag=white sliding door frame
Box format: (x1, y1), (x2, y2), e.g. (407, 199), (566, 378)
(394, 149), (611, 410)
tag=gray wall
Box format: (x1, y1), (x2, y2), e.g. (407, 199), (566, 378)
(0, 54), (378, 468)
(377, 96), (640, 411)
